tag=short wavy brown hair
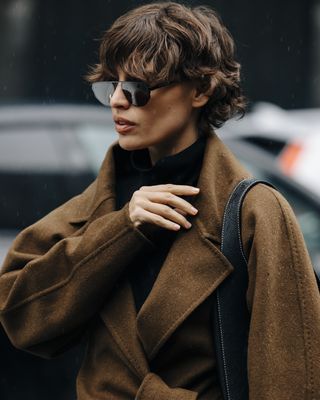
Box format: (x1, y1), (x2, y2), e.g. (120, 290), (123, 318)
(85, 1), (246, 129)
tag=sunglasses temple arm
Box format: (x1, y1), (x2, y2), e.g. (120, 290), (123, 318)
(149, 81), (178, 91)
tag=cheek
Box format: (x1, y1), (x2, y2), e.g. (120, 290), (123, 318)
(144, 109), (171, 133)
(139, 86), (195, 135)
(164, 105), (193, 132)
(148, 102), (191, 128)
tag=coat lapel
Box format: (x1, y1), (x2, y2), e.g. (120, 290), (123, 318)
(136, 222), (234, 360)
(99, 280), (150, 379)
(93, 130), (251, 367)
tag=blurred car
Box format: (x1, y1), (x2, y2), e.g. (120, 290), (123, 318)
(277, 133), (320, 197)
(221, 101), (320, 154)
(223, 136), (320, 272)
(0, 104), (116, 265)
(221, 102), (320, 197)
(0, 104), (320, 400)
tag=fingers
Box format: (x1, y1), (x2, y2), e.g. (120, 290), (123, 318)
(174, 208), (188, 217)
(141, 191), (199, 216)
(140, 201), (192, 229)
(133, 208), (182, 231)
(139, 184), (200, 196)
(129, 184), (200, 232)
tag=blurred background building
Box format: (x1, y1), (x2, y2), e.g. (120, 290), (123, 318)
(0, 0), (320, 108)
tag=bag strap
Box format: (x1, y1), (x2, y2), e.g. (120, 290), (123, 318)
(212, 178), (274, 400)
(213, 177), (320, 400)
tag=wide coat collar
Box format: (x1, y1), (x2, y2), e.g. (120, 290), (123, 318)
(84, 130), (251, 378)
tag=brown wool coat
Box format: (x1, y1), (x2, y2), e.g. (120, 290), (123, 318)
(0, 130), (320, 399)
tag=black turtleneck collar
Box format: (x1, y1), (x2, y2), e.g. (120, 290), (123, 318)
(114, 134), (207, 210)
(128, 135), (207, 185)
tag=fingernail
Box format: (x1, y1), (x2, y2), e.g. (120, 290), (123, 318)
(191, 207), (198, 214)
(186, 221), (192, 228)
(192, 187), (200, 192)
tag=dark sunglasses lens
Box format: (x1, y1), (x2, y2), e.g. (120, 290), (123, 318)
(122, 82), (150, 106)
(92, 82), (116, 106)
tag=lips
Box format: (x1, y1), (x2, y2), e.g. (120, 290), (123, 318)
(113, 117), (136, 134)
(114, 116), (135, 125)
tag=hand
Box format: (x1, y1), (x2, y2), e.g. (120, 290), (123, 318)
(129, 184), (200, 231)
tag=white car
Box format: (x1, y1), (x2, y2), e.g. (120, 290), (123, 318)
(221, 102), (320, 197)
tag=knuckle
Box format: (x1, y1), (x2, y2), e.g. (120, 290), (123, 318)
(134, 197), (142, 207)
(132, 190), (139, 199)
(162, 205), (173, 216)
(154, 215), (162, 224)
(165, 193), (174, 201)
(133, 190), (144, 202)
(163, 205), (174, 215)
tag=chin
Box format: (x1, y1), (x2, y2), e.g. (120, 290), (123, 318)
(117, 135), (148, 151)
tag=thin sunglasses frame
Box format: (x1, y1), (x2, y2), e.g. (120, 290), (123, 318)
(91, 80), (179, 107)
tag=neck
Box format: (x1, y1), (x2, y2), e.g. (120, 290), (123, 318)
(148, 125), (199, 166)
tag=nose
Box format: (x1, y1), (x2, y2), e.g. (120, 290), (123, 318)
(109, 83), (130, 109)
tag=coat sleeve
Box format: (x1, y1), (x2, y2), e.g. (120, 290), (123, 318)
(135, 373), (198, 400)
(0, 184), (155, 359)
(241, 184), (320, 399)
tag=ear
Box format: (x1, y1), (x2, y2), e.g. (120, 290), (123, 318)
(192, 78), (215, 109)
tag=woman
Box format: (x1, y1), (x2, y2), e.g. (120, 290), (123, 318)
(0, 2), (319, 399)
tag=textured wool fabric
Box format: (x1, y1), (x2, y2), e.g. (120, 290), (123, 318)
(135, 373), (198, 399)
(0, 129), (320, 399)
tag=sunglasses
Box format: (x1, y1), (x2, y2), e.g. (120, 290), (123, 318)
(91, 80), (178, 107)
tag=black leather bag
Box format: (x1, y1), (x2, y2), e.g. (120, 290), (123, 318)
(212, 178), (320, 400)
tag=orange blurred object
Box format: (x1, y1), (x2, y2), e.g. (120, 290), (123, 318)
(278, 142), (303, 175)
